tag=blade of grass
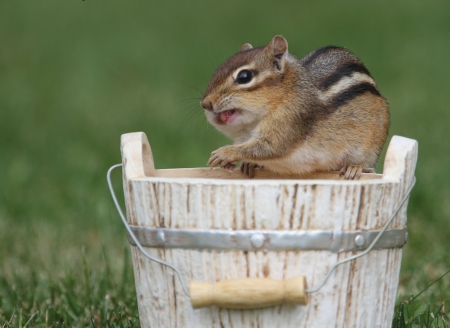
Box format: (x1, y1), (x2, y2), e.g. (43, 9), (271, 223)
(410, 268), (450, 303)
(22, 311), (38, 328)
(103, 294), (109, 325)
(120, 246), (130, 297)
(82, 246), (92, 302)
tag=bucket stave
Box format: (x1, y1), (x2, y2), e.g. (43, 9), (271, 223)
(119, 132), (417, 328)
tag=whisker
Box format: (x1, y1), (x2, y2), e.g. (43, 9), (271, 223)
(192, 108), (206, 127)
(179, 81), (203, 95)
(175, 103), (204, 114)
(177, 105), (204, 135)
(176, 97), (202, 104)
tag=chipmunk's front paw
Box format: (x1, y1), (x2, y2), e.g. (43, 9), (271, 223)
(339, 165), (375, 180)
(208, 146), (239, 169)
(240, 162), (262, 179)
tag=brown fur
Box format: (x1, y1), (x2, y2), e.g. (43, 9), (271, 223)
(202, 36), (390, 179)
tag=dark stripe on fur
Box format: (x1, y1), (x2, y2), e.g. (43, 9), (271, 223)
(320, 62), (373, 89)
(331, 83), (381, 107)
(302, 46), (342, 67)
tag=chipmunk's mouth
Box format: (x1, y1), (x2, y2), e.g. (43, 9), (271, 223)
(216, 109), (239, 125)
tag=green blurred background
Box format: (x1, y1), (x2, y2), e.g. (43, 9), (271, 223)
(1, 0), (449, 325)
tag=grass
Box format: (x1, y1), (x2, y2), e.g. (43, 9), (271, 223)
(1, 0), (449, 326)
(0, 245), (138, 327)
(393, 269), (450, 327)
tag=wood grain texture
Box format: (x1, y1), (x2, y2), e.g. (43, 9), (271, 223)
(190, 276), (306, 309)
(120, 132), (418, 328)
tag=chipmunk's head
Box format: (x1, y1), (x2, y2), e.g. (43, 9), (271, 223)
(201, 35), (295, 140)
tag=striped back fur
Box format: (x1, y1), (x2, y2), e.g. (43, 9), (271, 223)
(300, 46), (383, 108)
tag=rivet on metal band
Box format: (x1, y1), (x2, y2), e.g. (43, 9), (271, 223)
(107, 162), (416, 296)
(126, 226), (408, 253)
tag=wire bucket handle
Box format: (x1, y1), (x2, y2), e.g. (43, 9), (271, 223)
(107, 163), (415, 309)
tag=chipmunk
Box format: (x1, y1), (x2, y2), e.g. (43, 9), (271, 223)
(201, 35), (389, 179)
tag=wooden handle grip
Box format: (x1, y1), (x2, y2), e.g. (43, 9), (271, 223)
(190, 276), (307, 309)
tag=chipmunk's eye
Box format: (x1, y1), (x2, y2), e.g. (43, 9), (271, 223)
(236, 70), (253, 84)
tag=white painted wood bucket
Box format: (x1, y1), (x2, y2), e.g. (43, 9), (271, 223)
(118, 132), (417, 328)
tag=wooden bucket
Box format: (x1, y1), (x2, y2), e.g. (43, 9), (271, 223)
(118, 132), (417, 328)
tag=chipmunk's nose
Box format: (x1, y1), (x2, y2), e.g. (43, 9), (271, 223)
(201, 98), (213, 111)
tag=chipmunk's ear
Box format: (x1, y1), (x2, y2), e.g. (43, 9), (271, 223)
(239, 43), (253, 52)
(268, 35), (288, 70)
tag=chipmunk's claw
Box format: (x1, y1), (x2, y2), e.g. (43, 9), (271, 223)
(207, 146), (238, 169)
(340, 165), (362, 180)
(362, 168), (376, 174)
(224, 163), (236, 172)
(240, 162), (261, 179)
(339, 165), (375, 180)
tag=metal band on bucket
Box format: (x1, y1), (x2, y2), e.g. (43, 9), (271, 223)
(127, 226), (408, 252)
(107, 163), (416, 296)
